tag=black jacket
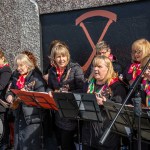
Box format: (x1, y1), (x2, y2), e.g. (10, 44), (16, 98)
(82, 80), (127, 150)
(0, 65), (12, 112)
(47, 62), (84, 93)
(6, 69), (47, 125)
(47, 62), (85, 130)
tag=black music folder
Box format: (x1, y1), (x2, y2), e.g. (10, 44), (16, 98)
(103, 100), (150, 143)
(52, 92), (102, 122)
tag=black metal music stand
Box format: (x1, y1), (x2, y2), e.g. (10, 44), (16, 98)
(0, 113), (4, 143)
(100, 58), (150, 150)
(52, 92), (102, 150)
(103, 100), (150, 149)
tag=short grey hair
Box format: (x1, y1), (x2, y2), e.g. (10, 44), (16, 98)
(14, 54), (35, 72)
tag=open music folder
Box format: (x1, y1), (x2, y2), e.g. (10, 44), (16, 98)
(11, 89), (58, 110)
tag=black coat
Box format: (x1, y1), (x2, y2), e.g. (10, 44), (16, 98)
(0, 65), (12, 112)
(47, 62), (85, 130)
(82, 80), (127, 150)
(47, 62), (84, 93)
(6, 69), (48, 125)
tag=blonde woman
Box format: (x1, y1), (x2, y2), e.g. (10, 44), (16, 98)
(47, 41), (84, 150)
(124, 38), (150, 85)
(82, 55), (127, 150)
(6, 54), (48, 150)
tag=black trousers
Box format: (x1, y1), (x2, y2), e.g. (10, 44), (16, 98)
(14, 112), (44, 150)
(0, 111), (10, 148)
(55, 126), (76, 150)
(82, 145), (97, 150)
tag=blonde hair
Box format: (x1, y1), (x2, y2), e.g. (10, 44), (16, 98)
(50, 43), (70, 66)
(21, 50), (37, 67)
(131, 38), (150, 62)
(14, 54), (35, 72)
(90, 55), (117, 83)
(141, 54), (150, 69)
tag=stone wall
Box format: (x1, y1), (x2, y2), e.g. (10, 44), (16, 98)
(37, 0), (137, 14)
(0, 0), (137, 70)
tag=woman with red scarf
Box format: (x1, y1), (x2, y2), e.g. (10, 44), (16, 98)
(47, 42), (84, 150)
(123, 38), (150, 85)
(0, 49), (12, 150)
(82, 55), (127, 150)
(6, 54), (48, 150)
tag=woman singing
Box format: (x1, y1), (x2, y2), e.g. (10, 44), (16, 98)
(82, 55), (127, 150)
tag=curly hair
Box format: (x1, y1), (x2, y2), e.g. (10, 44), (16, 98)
(0, 48), (7, 63)
(21, 50), (37, 67)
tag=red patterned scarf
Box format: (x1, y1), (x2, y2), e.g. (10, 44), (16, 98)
(87, 77), (119, 94)
(16, 75), (26, 89)
(142, 78), (150, 107)
(128, 63), (141, 81)
(56, 67), (64, 82)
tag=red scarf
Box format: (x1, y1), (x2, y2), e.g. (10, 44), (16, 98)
(108, 77), (119, 86)
(0, 63), (9, 69)
(108, 54), (113, 62)
(56, 67), (64, 82)
(16, 75), (26, 89)
(128, 63), (141, 81)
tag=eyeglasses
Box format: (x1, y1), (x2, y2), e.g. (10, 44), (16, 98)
(97, 51), (108, 55)
(132, 50), (142, 54)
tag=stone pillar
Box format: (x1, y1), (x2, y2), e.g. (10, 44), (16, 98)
(0, 0), (41, 69)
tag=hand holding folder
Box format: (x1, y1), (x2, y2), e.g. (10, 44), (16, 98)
(0, 98), (20, 110)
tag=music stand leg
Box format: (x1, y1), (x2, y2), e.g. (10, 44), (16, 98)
(128, 131), (134, 150)
(138, 116), (141, 150)
(40, 112), (44, 150)
(133, 97), (142, 150)
(77, 119), (81, 150)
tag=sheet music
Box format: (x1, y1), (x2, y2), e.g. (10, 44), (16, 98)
(73, 93), (85, 111)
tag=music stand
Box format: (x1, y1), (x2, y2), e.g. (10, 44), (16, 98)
(52, 92), (102, 150)
(0, 113), (4, 142)
(10, 89), (58, 150)
(11, 89), (58, 110)
(103, 100), (150, 149)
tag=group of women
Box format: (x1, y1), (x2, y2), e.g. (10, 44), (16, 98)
(0, 38), (150, 150)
